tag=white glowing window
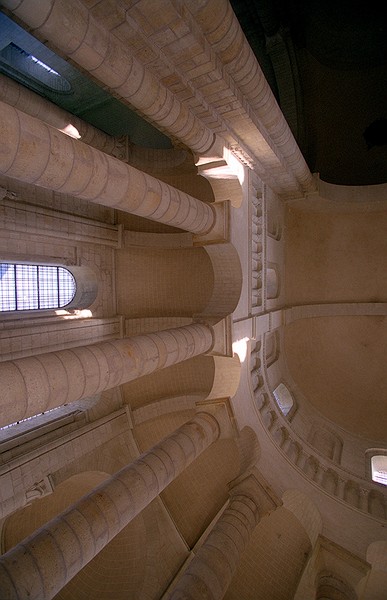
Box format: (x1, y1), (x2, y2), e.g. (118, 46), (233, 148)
(371, 455), (387, 486)
(0, 264), (76, 311)
(273, 383), (294, 416)
(0, 42), (71, 93)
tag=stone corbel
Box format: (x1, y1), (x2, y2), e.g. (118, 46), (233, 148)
(195, 397), (238, 440)
(24, 475), (54, 505)
(111, 135), (130, 162)
(228, 469), (281, 518)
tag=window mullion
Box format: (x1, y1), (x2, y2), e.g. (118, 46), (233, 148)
(14, 264), (18, 310)
(36, 266), (40, 309)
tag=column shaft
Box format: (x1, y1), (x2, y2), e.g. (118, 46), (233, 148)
(2, 0), (214, 154)
(0, 413), (220, 600)
(0, 102), (215, 235)
(0, 323), (213, 427)
(0, 73), (118, 156)
(0, 74), (187, 169)
(185, 0), (315, 193)
(167, 493), (259, 599)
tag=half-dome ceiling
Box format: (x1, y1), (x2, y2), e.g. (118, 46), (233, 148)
(285, 316), (387, 442)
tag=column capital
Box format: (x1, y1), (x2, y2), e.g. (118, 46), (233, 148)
(228, 470), (281, 519)
(316, 571), (357, 600)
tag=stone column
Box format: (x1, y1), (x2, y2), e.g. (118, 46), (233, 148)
(0, 73), (188, 169)
(167, 474), (278, 600)
(0, 73), (123, 157)
(0, 323), (214, 428)
(185, 0), (316, 194)
(0, 101), (215, 235)
(316, 572), (357, 600)
(0, 412), (220, 600)
(1, 0), (215, 155)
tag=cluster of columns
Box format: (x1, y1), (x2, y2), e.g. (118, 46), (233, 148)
(0, 413), (221, 600)
(0, 100), (216, 235)
(0, 425), (279, 600)
(167, 475), (278, 600)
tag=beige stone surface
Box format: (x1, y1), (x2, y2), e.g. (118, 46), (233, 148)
(0, 1), (385, 599)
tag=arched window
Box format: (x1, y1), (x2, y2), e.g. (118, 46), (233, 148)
(0, 263), (76, 311)
(371, 455), (387, 486)
(273, 383), (295, 417)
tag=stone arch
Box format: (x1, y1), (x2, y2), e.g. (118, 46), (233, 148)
(308, 424), (343, 464)
(282, 489), (322, 546)
(287, 440), (302, 464)
(196, 243), (243, 323)
(116, 245), (214, 318)
(205, 355), (241, 402)
(235, 426), (261, 476)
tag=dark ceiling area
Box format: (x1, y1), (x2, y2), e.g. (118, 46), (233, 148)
(231, 0), (387, 185)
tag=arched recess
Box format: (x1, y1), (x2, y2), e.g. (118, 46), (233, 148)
(205, 355), (241, 401)
(225, 503), (314, 600)
(266, 265), (280, 299)
(117, 242), (242, 324)
(282, 489), (322, 547)
(65, 265), (98, 310)
(196, 243), (243, 323)
(234, 426), (261, 476)
(116, 245), (214, 318)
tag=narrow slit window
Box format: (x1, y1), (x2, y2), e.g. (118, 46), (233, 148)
(0, 264), (76, 311)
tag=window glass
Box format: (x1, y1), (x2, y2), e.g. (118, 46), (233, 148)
(0, 42), (72, 93)
(371, 455), (387, 486)
(273, 383), (294, 416)
(0, 264), (76, 311)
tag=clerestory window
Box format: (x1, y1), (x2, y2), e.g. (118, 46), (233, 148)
(0, 263), (76, 311)
(273, 382), (294, 417)
(0, 42), (72, 94)
(371, 455), (387, 486)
